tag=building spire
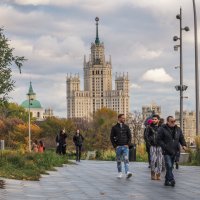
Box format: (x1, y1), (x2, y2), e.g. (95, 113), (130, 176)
(28, 81), (36, 95)
(95, 17), (100, 45)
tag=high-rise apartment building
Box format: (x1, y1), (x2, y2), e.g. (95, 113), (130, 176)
(175, 111), (196, 144)
(66, 17), (130, 119)
(142, 102), (161, 120)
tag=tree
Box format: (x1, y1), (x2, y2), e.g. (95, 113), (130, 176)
(127, 111), (144, 145)
(89, 107), (118, 150)
(0, 102), (28, 121)
(0, 28), (26, 104)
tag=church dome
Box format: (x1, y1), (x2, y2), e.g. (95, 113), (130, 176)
(21, 99), (42, 109)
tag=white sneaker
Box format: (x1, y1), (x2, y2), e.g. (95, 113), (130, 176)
(117, 172), (123, 179)
(126, 172), (132, 179)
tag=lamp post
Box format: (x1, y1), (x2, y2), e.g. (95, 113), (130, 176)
(192, 0), (199, 135)
(28, 93), (32, 152)
(173, 7), (189, 131)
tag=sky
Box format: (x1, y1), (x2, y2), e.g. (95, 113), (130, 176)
(0, 0), (200, 118)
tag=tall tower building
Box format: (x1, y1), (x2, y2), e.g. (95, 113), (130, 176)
(66, 17), (130, 119)
(142, 102), (161, 120)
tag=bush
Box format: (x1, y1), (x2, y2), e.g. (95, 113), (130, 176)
(95, 149), (116, 161)
(0, 150), (70, 180)
(136, 144), (148, 162)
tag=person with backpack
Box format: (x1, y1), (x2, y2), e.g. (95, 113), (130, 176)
(110, 114), (132, 179)
(146, 114), (163, 180)
(73, 129), (84, 162)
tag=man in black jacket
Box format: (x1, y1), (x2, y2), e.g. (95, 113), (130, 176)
(56, 128), (67, 155)
(157, 116), (187, 187)
(73, 129), (84, 162)
(110, 114), (132, 179)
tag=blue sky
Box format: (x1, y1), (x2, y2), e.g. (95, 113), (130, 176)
(1, 0), (200, 118)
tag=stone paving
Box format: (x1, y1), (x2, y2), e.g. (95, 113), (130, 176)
(0, 160), (200, 200)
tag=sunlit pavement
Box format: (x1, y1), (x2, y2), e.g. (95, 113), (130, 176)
(0, 160), (200, 200)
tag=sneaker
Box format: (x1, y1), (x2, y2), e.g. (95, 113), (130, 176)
(164, 181), (171, 186)
(171, 180), (176, 187)
(164, 180), (175, 187)
(126, 172), (132, 179)
(117, 172), (123, 179)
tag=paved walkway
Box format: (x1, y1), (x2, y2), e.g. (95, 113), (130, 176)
(0, 160), (200, 200)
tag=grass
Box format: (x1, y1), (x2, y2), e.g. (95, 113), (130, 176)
(0, 150), (70, 181)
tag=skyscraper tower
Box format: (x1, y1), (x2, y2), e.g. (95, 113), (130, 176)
(66, 18), (130, 119)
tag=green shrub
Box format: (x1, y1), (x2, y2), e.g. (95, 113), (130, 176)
(0, 150), (70, 180)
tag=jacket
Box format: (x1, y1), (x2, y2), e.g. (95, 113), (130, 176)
(145, 124), (160, 146)
(157, 124), (186, 155)
(56, 133), (67, 145)
(73, 134), (84, 146)
(110, 123), (132, 148)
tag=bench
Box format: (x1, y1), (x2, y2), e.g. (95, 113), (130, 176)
(86, 151), (96, 160)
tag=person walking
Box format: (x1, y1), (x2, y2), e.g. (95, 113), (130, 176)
(73, 129), (84, 162)
(144, 119), (153, 168)
(146, 114), (163, 180)
(157, 116), (187, 187)
(56, 128), (67, 155)
(110, 114), (132, 179)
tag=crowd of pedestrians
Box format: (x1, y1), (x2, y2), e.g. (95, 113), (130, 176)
(55, 128), (84, 162)
(110, 113), (187, 187)
(51, 112), (187, 188)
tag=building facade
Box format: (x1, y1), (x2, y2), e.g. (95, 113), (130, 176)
(142, 102), (161, 120)
(21, 82), (54, 120)
(66, 17), (130, 119)
(175, 111), (196, 144)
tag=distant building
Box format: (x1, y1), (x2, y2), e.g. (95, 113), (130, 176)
(66, 17), (130, 119)
(21, 82), (54, 120)
(175, 111), (196, 144)
(142, 102), (161, 120)
(43, 108), (54, 119)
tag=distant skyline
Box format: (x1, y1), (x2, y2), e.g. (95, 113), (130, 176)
(0, 0), (199, 118)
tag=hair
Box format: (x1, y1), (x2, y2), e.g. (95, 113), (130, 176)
(118, 114), (124, 119)
(167, 116), (174, 122)
(152, 114), (160, 120)
(34, 140), (38, 144)
(159, 118), (165, 125)
(39, 140), (44, 147)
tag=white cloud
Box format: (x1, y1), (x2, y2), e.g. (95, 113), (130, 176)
(130, 83), (141, 89)
(1, 0), (198, 117)
(142, 68), (173, 83)
(131, 45), (163, 60)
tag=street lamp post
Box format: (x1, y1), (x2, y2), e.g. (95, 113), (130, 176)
(28, 93), (32, 152)
(173, 7), (189, 131)
(192, 0), (199, 135)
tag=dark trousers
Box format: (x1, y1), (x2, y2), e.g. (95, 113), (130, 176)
(164, 154), (175, 182)
(57, 144), (66, 155)
(146, 145), (151, 166)
(76, 145), (82, 161)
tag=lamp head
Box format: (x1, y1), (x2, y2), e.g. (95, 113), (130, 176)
(184, 26), (189, 31)
(176, 14), (181, 19)
(173, 36), (179, 41)
(174, 45), (179, 51)
(175, 85), (181, 91)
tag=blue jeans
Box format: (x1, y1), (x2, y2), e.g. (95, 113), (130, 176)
(116, 146), (129, 174)
(164, 154), (175, 182)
